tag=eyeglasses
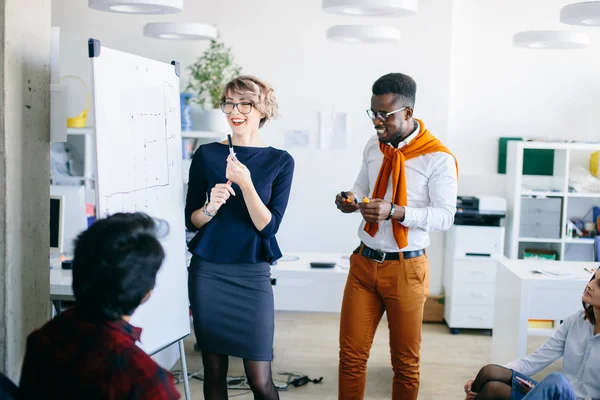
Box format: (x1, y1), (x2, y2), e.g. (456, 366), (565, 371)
(366, 106), (407, 122)
(220, 101), (254, 115)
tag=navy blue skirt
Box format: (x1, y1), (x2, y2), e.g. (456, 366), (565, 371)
(188, 255), (274, 361)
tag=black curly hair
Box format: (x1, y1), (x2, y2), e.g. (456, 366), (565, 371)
(372, 73), (417, 108)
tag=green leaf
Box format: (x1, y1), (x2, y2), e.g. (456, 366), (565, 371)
(185, 36), (243, 109)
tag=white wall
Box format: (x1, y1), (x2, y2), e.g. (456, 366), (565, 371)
(52, 0), (600, 297)
(449, 0), (600, 185)
(52, 0), (455, 294)
(447, 0), (600, 282)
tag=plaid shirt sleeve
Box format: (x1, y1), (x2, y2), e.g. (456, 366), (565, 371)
(119, 347), (181, 400)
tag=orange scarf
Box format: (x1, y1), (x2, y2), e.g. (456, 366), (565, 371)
(364, 119), (458, 249)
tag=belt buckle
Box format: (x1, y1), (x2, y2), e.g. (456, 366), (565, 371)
(373, 249), (386, 263)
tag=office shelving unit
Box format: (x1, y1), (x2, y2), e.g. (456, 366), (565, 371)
(505, 141), (600, 262)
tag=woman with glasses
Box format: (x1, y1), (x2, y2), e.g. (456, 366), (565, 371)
(185, 76), (294, 400)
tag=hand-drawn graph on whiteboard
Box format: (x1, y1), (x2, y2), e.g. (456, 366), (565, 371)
(89, 39), (190, 356)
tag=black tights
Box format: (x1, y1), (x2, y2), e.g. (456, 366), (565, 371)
(471, 364), (513, 400)
(202, 352), (279, 400)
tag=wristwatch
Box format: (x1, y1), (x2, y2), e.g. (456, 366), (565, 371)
(386, 203), (396, 221)
(202, 204), (217, 218)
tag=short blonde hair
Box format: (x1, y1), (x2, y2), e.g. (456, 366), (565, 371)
(221, 75), (279, 128)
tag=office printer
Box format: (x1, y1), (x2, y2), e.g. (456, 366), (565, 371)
(455, 195), (506, 227)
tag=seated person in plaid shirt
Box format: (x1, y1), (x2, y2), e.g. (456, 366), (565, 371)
(19, 212), (180, 400)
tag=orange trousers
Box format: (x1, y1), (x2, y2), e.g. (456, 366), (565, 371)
(338, 252), (429, 400)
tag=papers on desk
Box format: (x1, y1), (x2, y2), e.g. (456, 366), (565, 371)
(279, 254), (300, 262)
(531, 269), (577, 279)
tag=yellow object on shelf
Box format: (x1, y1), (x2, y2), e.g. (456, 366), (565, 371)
(592, 151), (599, 178)
(528, 319), (554, 329)
(60, 75), (90, 128)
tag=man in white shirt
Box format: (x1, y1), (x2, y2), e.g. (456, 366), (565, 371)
(335, 73), (458, 400)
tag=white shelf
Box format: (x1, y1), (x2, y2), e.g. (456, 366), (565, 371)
(521, 191), (566, 197)
(567, 192), (600, 198)
(518, 237), (596, 244)
(68, 128), (227, 141)
(50, 175), (94, 183)
(518, 141), (600, 151)
(518, 237), (562, 243)
(67, 127), (94, 135)
(518, 238), (596, 245)
(564, 238), (595, 244)
(181, 130), (225, 139)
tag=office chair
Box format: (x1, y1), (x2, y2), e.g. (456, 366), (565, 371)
(595, 236), (600, 262)
(0, 372), (19, 400)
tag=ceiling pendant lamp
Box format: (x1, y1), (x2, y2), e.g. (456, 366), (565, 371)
(143, 23), (218, 40)
(88, 0), (183, 14)
(512, 30), (590, 49)
(327, 25), (401, 43)
(560, 1), (600, 26)
(322, 0), (418, 17)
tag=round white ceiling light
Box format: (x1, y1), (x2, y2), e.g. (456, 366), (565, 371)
(88, 0), (183, 14)
(143, 23), (218, 40)
(512, 30), (590, 49)
(322, 0), (418, 17)
(560, 1), (600, 26)
(327, 25), (401, 43)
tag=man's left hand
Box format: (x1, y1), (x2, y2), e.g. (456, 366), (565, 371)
(359, 199), (402, 223)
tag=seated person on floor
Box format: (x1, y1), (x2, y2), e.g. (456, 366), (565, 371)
(464, 268), (599, 400)
(19, 212), (180, 400)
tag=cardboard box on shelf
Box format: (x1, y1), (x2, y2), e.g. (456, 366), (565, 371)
(423, 295), (444, 323)
(528, 319), (554, 329)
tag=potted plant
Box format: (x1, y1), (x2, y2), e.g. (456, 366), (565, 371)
(185, 37), (242, 133)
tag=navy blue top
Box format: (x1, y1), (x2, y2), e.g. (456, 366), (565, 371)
(185, 142), (295, 264)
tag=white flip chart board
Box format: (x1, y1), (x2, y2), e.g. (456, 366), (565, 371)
(89, 39), (189, 355)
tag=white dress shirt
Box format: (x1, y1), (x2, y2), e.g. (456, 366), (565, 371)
(350, 121), (458, 252)
(504, 310), (600, 400)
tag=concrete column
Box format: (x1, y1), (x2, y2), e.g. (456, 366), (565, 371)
(0, 0), (51, 381)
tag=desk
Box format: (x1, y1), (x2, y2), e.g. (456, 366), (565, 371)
(50, 269), (74, 300)
(271, 252), (349, 313)
(50, 252), (351, 313)
(491, 258), (596, 365)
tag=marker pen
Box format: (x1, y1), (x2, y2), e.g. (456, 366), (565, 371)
(341, 191), (357, 204)
(227, 134), (235, 159)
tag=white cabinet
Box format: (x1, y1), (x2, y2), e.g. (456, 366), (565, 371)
(505, 141), (600, 261)
(50, 127), (95, 191)
(443, 225), (504, 333)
